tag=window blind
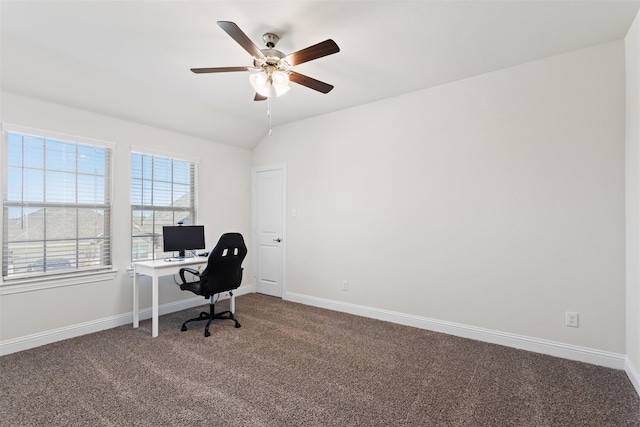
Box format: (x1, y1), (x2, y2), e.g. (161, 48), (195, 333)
(130, 151), (198, 261)
(2, 126), (113, 280)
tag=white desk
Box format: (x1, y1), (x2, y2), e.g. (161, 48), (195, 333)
(133, 256), (235, 337)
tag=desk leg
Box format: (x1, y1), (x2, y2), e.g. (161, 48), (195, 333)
(152, 275), (159, 337)
(133, 271), (139, 328)
(230, 292), (235, 314)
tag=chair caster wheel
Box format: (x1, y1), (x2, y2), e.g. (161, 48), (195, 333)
(204, 330), (211, 337)
(181, 325), (187, 332)
(235, 323), (241, 328)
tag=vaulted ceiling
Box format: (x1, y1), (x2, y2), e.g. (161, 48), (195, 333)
(2, 1), (639, 149)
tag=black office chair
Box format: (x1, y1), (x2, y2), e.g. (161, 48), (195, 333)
(178, 232), (247, 337)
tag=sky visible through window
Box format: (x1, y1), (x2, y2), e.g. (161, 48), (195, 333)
(130, 153), (191, 209)
(6, 132), (107, 216)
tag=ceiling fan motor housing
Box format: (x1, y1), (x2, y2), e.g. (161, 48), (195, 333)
(254, 49), (288, 71)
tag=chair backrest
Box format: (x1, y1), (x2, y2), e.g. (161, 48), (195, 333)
(200, 232), (247, 297)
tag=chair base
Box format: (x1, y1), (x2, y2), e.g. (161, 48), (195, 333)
(181, 297), (241, 337)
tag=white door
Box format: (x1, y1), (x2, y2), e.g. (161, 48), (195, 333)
(252, 165), (285, 297)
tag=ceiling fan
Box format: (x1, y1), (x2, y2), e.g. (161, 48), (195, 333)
(191, 21), (340, 101)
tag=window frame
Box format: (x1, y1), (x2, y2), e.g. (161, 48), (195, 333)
(1, 123), (116, 292)
(130, 147), (199, 262)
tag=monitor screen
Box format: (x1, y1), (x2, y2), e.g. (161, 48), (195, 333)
(162, 225), (206, 257)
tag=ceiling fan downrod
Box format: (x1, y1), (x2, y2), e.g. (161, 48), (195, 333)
(262, 33), (279, 49)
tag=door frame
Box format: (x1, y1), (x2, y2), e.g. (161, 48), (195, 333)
(251, 163), (287, 297)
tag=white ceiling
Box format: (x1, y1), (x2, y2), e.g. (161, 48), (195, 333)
(2, 1), (639, 149)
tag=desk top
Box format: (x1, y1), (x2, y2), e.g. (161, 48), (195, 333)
(133, 256), (209, 270)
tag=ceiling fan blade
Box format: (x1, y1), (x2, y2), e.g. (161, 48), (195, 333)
(289, 71), (334, 94)
(254, 93), (268, 101)
(285, 39), (340, 66)
(217, 21), (266, 59)
(191, 66), (250, 74)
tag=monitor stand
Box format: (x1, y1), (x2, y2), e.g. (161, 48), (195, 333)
(173, 250), (194, 259)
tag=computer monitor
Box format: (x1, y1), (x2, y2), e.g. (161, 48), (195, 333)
(162, 225), (206, 258)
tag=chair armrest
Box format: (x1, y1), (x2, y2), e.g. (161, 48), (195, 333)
(179, 267), (201, 284)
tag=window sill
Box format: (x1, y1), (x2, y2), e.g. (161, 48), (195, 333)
(0, 269), (118, 295)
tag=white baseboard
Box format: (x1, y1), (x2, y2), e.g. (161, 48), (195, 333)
(626, 357), (640, 396)
(0, 286), (252, 356)
(284, 292), (627, 370)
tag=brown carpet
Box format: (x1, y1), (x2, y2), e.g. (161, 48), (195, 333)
(1, 293), (639, 426)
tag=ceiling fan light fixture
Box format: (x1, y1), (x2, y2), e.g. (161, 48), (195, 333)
(249, 71), (271, 97)
(272, 71), (291, 97)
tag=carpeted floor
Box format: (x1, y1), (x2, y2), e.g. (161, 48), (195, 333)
(1, 293), (639, 426)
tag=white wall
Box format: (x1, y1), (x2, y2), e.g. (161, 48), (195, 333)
(253, 41), (626, 354)
(626, 10), (640, 392)
(0, 92), (252, 342)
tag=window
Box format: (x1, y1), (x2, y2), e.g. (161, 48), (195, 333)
(2, 125), (113, 280)
(130, 151), (197, 261)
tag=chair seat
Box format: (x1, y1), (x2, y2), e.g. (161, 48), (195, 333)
(179, 281), (203, 295)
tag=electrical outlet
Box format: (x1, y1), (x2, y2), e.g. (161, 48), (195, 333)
(565, 311), (579, 327)
(342, 280), (349, 291)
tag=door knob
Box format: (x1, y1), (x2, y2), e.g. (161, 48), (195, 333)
(273, 238), (282, 242)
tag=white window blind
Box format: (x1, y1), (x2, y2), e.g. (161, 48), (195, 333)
(131, 151), (198, 261)
(2, 126), (113, 280)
